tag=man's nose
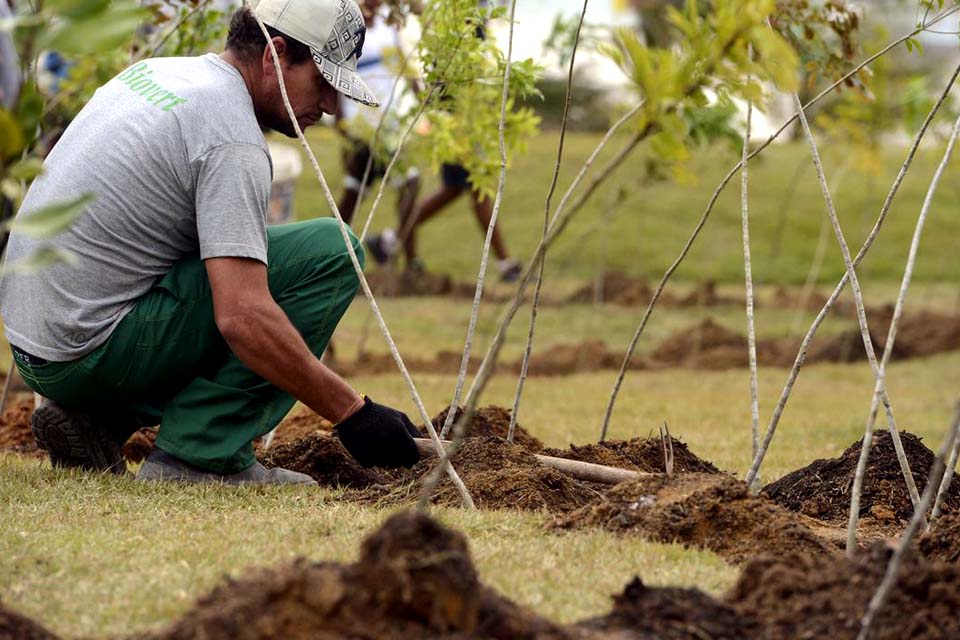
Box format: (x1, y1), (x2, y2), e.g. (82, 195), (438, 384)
(322, 90), (338, 117)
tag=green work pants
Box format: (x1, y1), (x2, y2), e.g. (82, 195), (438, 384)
(14, 218), (363, 474)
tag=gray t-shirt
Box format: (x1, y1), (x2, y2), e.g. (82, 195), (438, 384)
(0, 54), (272, 361)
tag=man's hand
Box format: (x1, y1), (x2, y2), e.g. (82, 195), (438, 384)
(335, 397), (421, 468)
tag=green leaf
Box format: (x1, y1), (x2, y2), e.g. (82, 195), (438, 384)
(44, 4), (146, 54)
(6, 193), (94, 238)
(7, 246), (79, 273)
(45, 0), (111, 20)
(8, 157), (44, 181)
(0, 108), (24, 159)
(0, 178), (22, 202)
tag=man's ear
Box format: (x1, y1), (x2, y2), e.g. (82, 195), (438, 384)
(261, 36), (288, 76)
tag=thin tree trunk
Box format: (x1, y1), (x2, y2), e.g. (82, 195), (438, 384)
(856, 399), (960, 640)
(743, 64), (959, 491)
(741, 100), (760, 461)
(795, 92), (922, 536)
(253, 14), (475, 509)
(508, 0), (589, 443)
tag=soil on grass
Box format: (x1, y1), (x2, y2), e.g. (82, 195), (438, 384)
(728, 542), (960, 639)
(918, 513), (960, 563)
(261, 433), (386, 489)
(415, 437), (601, 514)
(578, 577), (759, 640)
(542, 435), (720, 475)
(0, 601), (59, 640)
(521, 340), (632, 376)
(121, 427), (157, 463)
(649, 319), (748, 369)
(0, 394), (41, 457)
(762, 430), (960, 526)
(139, 510), (579, 640)
(566, 271), (659, 306)
(555, 474), (835, 563)
(425, 406), (544, 452)
(269, 405), (333, 447)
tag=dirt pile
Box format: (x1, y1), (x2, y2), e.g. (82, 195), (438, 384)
(0, 394), (40, 457)
(918, 513), (960, 563)
(521, 341), (629, 376)
(427, 406), (544, 452)
(555, 474), (834, 563)
(425, 437), (600, 513)
(728, 543), (960, 639)
(140, 511), (576, 640)
(0, 601), (59, 640)
(578, 577), (758, 639)
(543, 436), (720, 474)
(261, 433), (386, 489)
(762, 430), (960, 525)
(269, 406), (333, 447)
(567, 272), (656, 306)
(650, 319), (748, 369)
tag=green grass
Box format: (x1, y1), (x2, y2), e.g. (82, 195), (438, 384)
(290, 128), (960, 285)
(3, 130), (960, 637)
(3, 349), (959, 636)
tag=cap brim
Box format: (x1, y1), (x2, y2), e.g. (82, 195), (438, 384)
(312, 49), (380, 108)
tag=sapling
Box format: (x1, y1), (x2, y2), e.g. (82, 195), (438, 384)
(508, 0), (589, 444)
(251, 12), (475, 509)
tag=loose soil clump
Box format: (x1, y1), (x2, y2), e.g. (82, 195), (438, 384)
(578, 577), (759, 639)
(139, 511), (578, 640)
(424, 436), (601, 514)
(762, 430), (960, 525)
(261, 433), (385, 489)
(567, 271), (657, 306)
(728, 543), (960, 639)
(426, 406), (544, 452)
(918, 513), (960, 563)
(0, 394), (41, 457)
(121, 427), (158, 463)
(542, 436), (720, 474)
(0, 601), (59, 640)
(555, 474), (834, 563)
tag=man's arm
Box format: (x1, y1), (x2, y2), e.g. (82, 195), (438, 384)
(205, 256), (364, 424)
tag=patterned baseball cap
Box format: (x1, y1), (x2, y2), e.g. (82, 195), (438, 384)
(252, 0), (379, 107)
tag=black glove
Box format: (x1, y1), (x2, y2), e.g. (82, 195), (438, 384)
(335, 396), (422, 468)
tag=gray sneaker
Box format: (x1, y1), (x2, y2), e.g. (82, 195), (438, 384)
(31, 400), (126, 474)
(137, 448), (317, 486)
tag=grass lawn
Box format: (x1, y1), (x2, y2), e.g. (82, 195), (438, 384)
(2, 128), (960, 637)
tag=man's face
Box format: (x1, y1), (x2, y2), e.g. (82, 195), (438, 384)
(260, 49), (339, 138)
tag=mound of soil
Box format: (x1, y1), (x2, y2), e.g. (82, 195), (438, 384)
(426, 437), (601, 514)
(270, 406), (333, 447)
(567, 271), (657, 306)
(578, 577), (758, 639)
(0, 601), (59, 640)
(141, 511), (575, 640)
(427, 406), (544, 452)
(542, 436), (720, 475)
(650, 319), (748, 369)
(261, 433), (385, 489)
(520, 340), (633, 376)
(918, 513), (960, 563)
(728, 543), (960, 639)
(555, 474), (834, 563)
(0, 394), (40, 457)
(762, 430), (960, 525)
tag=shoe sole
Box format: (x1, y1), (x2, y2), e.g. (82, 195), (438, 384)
(31, 403), (126, 474)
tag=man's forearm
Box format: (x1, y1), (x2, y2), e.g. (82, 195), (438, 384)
(218, 300), (362, 423)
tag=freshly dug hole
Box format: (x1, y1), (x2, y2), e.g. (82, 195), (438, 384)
(728, 543), (960, 639)
(555, 474), (834, 563)
(762, 430), (960, 524)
